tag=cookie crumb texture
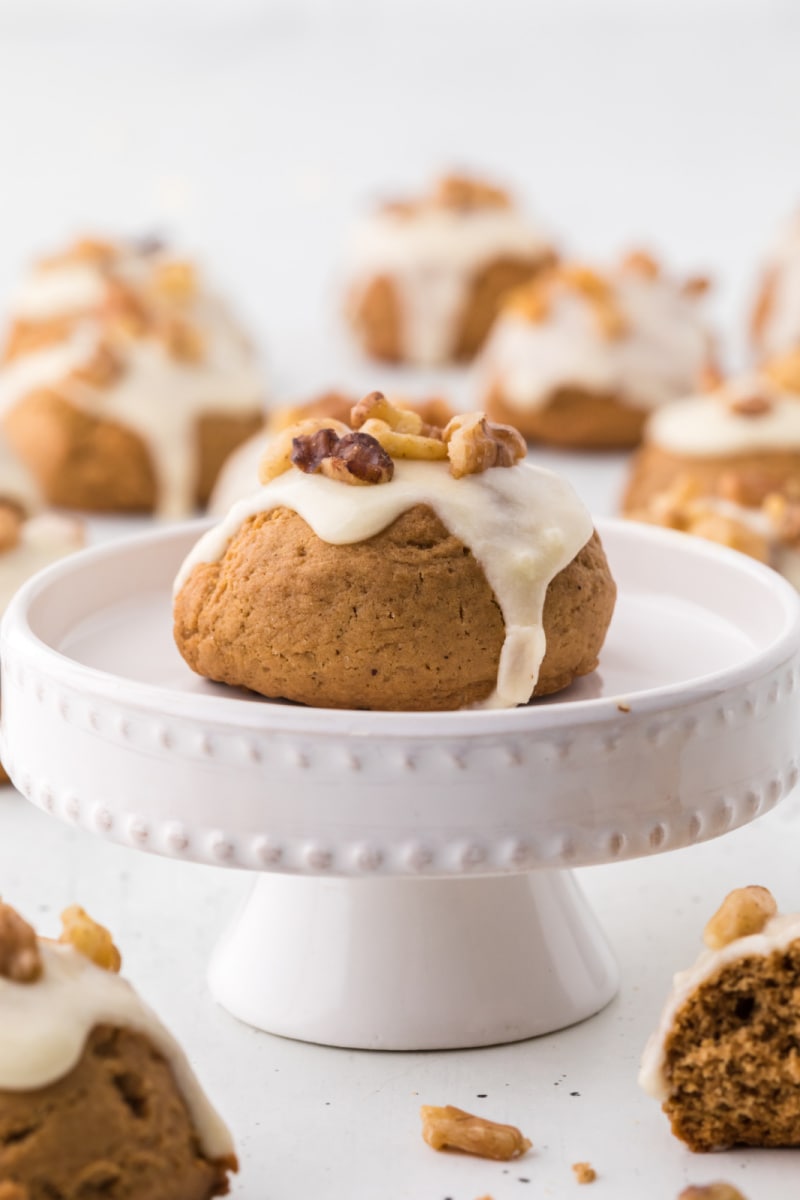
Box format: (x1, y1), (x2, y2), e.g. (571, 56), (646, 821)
(662, 941), (800, 1150)
(0, 1026), (236, 1199)
(174, 507), (614, 711)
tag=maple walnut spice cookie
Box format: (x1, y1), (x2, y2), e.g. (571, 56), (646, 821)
(344, 173), (555, 365)
(639, 886), (800, 1152)
(0, 901), (237, 1197)
(479, 252), (715, 449)
(0, 236), (265, 516)
(174, 394), (616, 711)
(622, 375), (800, 586)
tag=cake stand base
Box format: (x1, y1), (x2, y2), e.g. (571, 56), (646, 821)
(207, 870), (619, 1049)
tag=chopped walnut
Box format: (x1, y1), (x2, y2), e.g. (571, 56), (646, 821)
(359, 419), (448, 462)
(620, 249), (660, 278)
(764, 492), (800, 546)
(571, 1162), (597, 1184)
(444, 413), (526, 479)
(507, 278), (551, 323)
(158, 315), (205, 362)
(764, 348), (800, 394)
(259, 417), (351, 484)
(685, 512), (770, 564)
(716, 468), (779, 508)
(0, 902), (42, 983)
(59, 905), (122, 973)
(432, 174), (511, 211)
(727, 392), (773, 417)
(40, 236), (118, 270)
(683, 274), (712, 298)
(0, 501), (23, 554)
(151, 259), (197, 303)
(67, 342), (123, 388)
(103, 278), (150, 339)
(420, 1105), (531, 1161)
(350, 391), (442, 439)
(292, 429), (394, 486)
(557, 266), (627, 339)
(678, 1186), (748, 1200)
(703, 886), (777, 950)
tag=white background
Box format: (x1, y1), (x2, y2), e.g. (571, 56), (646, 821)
(2, 4), (800, 1198)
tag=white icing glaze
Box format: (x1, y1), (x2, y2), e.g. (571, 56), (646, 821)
(348, 207), (551, 365)
(481, 274), (710, 412)
(176, 459), (594, 709)
(639, 912), (800, 1101)
(11, 263), (107, 321)
(0, 514), (83, 611)
(209, 424), (270, 515)
(756, 212), (800, 358)
(0, 248), (265, 517)
(0, 941), (234, 1161)
(645, 378), (800, 456)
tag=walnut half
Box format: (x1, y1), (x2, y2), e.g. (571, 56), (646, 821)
(420, 1105), (531, 1161)
(0, 902), (42, 983)
(444, 413), (526, 479)
(291, 429), (394, 486)
(703, 886), (777, 950)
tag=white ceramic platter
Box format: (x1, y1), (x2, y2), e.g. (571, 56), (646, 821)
(2, 517), (799, 1049)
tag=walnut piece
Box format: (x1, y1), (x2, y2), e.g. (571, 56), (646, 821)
(292, 429), (394, 486)
(683, 274), (712, 298)
(571, 1162), (597, 1184)
(351, 391), (447, 461)
(103, 278), (150, 339)
(552, 265), (628, 339)
(703, 886), (777, 950)
(727, 392), (773, 417)
(420, 1105), (531, 1161)
(67, 342), (123, 388)
(764, 348), (800, 393)
(444, 413), (526, 479)
(678, 1186), (748, 1200)
(59, 905), (122, 973)
(432, 173), (511, 211)
(507, 278), (551, 323)
(0, 501), (23, 554)
(259, 417), (351, 484)
(620, 249), (660, 278)
(0, 902), (42, 983)
(158, 315), (205, 363)
(151, 258), (197, 304)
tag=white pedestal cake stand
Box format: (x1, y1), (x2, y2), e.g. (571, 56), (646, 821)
(2, 519), (800, 1050)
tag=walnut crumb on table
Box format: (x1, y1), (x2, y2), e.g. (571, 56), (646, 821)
(572, 1161), (597, 1184)
(678, 1185), (748, 1200)
(420, 1105), (531, 1160)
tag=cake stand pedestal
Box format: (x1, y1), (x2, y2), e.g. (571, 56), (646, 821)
(2, 519), (799, 1049)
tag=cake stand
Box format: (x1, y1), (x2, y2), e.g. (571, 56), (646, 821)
(2, 518), (800, 1050)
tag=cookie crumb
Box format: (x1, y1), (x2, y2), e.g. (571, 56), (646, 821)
(572, 1162), (596, 1184)
(678, 1186), (747, 1200)
(0, 902), (42, 983)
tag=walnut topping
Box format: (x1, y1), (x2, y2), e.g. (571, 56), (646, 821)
(764, 348), (800, 394)
(40, 236), (118, 270)
(66, 342), (123, 389)
(678, 1186), (748, 1200)
(351, 391), (447, 461)
(420, 1105), (531, 1161)
(572, 1162), (597, 1184)
(432, 173), (511, 211)
(763, 492), (800, 546)
(444, 413), (526, 479)
(103, 278), (150, 339)
(683, 274), (712, 298)
(0, 902), (42, 983)
(59, 905), (122, 973)
(259, 417), (351, 484)
(620, 249), (660, 278)
(158, 315), (205, 363)
(292, 429), (394, 486)
(0, 501), (23, 554)
(703, 886), (777, 950)
(727, 392), (773, 417)
(507, 265), (627, 339)
(151, 259), (198, 304)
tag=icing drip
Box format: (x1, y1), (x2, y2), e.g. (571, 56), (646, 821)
(646, 378), (800, 456)
(639, 913), (800, 1101)
(757, 213), (800, 358)
(482, 275), (710, 412)
(0, 250), (265, 517)
(176, 459), (594, 709)
(0, 514), (83, 610)
(0, 941), (234, 1161)
(348, 207), (551, 365)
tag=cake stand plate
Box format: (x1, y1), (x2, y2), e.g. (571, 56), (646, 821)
(2, 519), (800, 1049)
